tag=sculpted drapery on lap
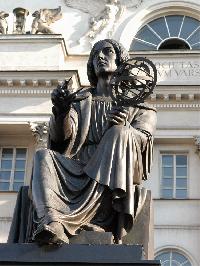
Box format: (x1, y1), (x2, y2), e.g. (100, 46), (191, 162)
(31, 39), (157, 245)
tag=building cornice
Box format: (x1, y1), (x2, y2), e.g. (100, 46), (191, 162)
(0, 70), (81, 96)
(151, 103), (200, 109)
(0, 34), (68, 56)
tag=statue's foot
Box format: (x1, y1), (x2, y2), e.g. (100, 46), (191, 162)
(81, 223), (105, 232)
(33, 221), (69, 245)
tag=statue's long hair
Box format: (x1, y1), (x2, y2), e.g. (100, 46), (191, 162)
(87, 39), (129, 87)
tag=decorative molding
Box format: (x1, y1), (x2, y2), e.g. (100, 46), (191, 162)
(65, 0), (143, 44)
(0, 88), (52, 96)
(0, 79), (58, 87)
(151, 103), (200, 109)
(149, 93), (200, 101)
(0, 217), (12, 222)
(0, 83), (199, 103)
(155, 224), (200, 230)
(29, 122), (49, 150)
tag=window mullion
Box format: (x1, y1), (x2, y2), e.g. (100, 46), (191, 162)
(133, 37), (157, 47)
(178, 15), (185, 38)
(10, 148), (16, 191)
(0, 148), (2, 184)
(186, 24), (200, 40)
(173, 155), (176, 198)
(164, 16), (170, 37)
(186, 155), (188, 198)
(170, 250), (172, 266)
(0, 148), (2, 170)
(147, 24), (163, 41)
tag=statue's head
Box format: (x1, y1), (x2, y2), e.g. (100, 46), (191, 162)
(87, 39), (129, 87)
(32, 10), (40, 18)
(0, 11), (9, 19)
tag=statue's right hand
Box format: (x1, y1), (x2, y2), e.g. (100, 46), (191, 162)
(51, 79), (75, 114)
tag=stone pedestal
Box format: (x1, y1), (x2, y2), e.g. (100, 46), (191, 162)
(123, 190), (154, 259)
(0, 244), (160, 266)
(69, 231), (114, 244)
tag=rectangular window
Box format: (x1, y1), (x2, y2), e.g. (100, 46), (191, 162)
(161, 154), (188, 199)
(0, 148), (27, 192)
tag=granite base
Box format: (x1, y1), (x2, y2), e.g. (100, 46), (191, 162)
(0, 243), (160, 266)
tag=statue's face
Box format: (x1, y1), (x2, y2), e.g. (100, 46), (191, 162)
(92, 41), (118, 78)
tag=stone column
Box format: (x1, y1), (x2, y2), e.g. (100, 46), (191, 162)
(29, 122), (48, 150)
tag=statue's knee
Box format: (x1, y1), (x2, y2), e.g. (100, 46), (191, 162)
(108, 125), (128, 137)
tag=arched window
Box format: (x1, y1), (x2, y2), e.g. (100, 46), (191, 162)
(155, 250), (192, 266)
(130, 15), (200, 51)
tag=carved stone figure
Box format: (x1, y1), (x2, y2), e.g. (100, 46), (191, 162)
(65, 0), (143, 43)
(0, 11), (9, 34)
(26, 39), (157, 246)
(31, 6), (62, 34)
(13, 8), (29, 34)
(83, 0), (122, 41)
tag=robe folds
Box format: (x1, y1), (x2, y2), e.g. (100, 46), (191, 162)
(31, 89), (157, 239)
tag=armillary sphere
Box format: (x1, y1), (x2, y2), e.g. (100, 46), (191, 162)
(110, 57), (157, 106)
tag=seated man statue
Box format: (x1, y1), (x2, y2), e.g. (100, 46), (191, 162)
(11, 39), (157, 245)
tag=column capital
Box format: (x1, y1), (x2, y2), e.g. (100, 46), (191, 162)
(29, 122), (48, 150)
(194, 136), (200, 157)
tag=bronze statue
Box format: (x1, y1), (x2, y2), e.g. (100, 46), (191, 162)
(28, 39), (157, 245)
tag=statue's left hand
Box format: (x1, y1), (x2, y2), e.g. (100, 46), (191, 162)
(107, 106), (128, 126)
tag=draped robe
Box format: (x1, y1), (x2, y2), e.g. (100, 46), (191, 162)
(31, 89), (157, 240)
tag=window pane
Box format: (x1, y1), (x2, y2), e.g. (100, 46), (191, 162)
(176, 167), (187, 177)
(2, 148), (13, 159)
(162, 189), (173, 198)
(155, 252), (170, 262)
(162, 167), (173, 177)
(176, 155), (187, 165)
(135, 25), (161, 45)
(0, 182), (9, 190)
(16, 148), (27, 159)
(15, 160), (26, 169)
(166, 15), (183, 37)
(14, 171), (25, 181)
(172, 252), (188, 263)
(155, 251), (191, 266)
(0, 171), (11, 181)
(13, 182), (23, 191)
(162, 155), (173, 166)
(176, 178), (187, 188)
(180, 16), (200, 39)
(192, 43), (200, 49)
(131, 39), (157, 51)
(176, 189), (187, 198)
(148, 17), (169, 39)
(183, 263), (192, 266)
(163, 178), (173, 188)
(187, 28), (200, 44)
(1, 160), (12, 169)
